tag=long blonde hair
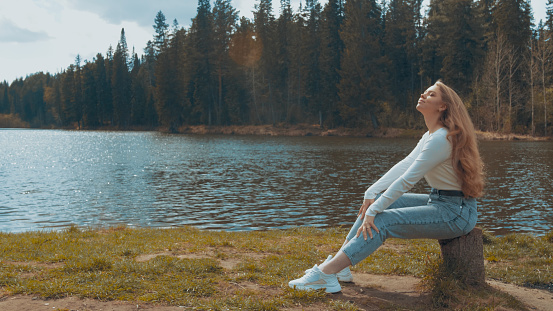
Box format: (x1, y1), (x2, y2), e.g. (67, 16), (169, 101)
(435, 81), (484, 198)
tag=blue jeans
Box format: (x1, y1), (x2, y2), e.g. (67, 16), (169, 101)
(341, 191), (478, 265)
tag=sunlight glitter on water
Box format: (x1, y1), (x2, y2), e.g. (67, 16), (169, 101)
(1, 129), (551, 235)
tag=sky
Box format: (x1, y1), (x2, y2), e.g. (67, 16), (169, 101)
(0, 0), (549, 84)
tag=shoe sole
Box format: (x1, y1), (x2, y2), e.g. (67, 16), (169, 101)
(289, 284), (342, 293)
(337, 275), (354, 282)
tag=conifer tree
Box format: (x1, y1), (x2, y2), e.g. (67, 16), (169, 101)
(0, 82), (9, 114)
(227, 17), (259, 123)
(60, 66), (76, 126)
(275, 0), (294, 121)
(319, 0), (344, 127)
(212, 0), (239, 125)
(112, 28), (132, 127)
(303, 0), (323, 125)
(73, 55), (83, 128)
(94, 53), (110, 126)
(130, 53), (149, 126)
(104, 46), (114, 125)
(82, 61), (98, 127)
(439, 0), (484, 96)
(153, 11), (169, 57)
(384, 0), (423, 111)
(254, 0), (277, 123)
(338, 0), (386, 127)
(155, 26), (187, 131)
(420, 0), (446, 86)
(187, 0), (216, 125)
(43, 78), (62, 126)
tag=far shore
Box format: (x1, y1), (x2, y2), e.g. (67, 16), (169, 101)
(173, 124), (552, 141)
(1, 111), (550, 141)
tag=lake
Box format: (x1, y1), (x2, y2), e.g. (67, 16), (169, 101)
(1, 129), (551, 235)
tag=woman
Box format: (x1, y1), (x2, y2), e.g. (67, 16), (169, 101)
(289, 81), (485, 293)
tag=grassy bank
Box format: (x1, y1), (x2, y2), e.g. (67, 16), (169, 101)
(0, 226), (551, 310)
(0, 114), (29, 128)
(173, 124), (552, 140)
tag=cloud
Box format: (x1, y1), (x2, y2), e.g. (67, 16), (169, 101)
(68, 0), (198, 28)
(0, 18), (52, 43)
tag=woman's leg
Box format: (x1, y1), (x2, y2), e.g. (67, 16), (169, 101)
(321, 193), (477, 273)
(344, 193), (429, 241)
(340, 193), (477, 267)
(320, 193), (430, 274)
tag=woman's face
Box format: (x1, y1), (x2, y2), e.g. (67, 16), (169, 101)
(416, 85), (446, 115)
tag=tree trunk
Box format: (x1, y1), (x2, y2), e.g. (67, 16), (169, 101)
(438, 227), (485, 286)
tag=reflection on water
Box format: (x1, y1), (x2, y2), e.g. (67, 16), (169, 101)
(0, 129), (551, 235)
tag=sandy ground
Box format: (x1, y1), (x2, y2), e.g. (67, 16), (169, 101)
(1, 272), (552, 311)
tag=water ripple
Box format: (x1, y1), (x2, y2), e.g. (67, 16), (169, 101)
(0, 129), (551, 235)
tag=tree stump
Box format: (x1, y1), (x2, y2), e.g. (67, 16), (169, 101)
(438, 227), (485, 286)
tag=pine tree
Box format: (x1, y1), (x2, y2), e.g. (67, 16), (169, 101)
(338, 0), (386, 127)
(227, 17), (259, 123)
(94, 53), (111, 126)
(130, 53), (148, 126)
(82, 61), (98, 127)
(438, 0), (484, 96)
(144, 40), (157, 86)
(420, 0), (446, 86)
(155, 26), (187, 131)
(60, 66), (76, 126)
(73, 55), (83, 128)
(188, 0), (215, 125)
(384, 0), (423, 112)
(43, 78), (62, 126)
(112, 28), (132, 127)
(253, 0), (277, 123)
(319, 0), (343, 127)
(153, 11), (169, 57)
(274, 0), (294, 121)
(20, 73), (47, 126)
(0, 82), (9, 114)
(212, 0), (239, 125)
(303, 0), (323, 125)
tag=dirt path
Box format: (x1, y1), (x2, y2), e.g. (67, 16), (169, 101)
(2, 272), (552, 311)
(487, 280), (553, 311)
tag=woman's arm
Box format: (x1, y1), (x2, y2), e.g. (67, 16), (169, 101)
(366, 132), (451, 217)
(364, 133), (428, 200)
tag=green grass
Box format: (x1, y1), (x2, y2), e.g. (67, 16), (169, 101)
(0, 225), (551, 310)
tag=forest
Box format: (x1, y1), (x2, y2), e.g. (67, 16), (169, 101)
(0, 0), (552, 136)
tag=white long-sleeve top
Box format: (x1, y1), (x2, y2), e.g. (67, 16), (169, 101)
(364, 127), (462, 217)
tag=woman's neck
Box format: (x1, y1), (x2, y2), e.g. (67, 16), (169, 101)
(424, 115), (443, 134)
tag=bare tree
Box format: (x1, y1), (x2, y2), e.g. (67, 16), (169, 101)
(530, 36), (536, 135)
(504, 43), (521, 133)
(482, 31), (509, 132)
(534, 27), (552, 136)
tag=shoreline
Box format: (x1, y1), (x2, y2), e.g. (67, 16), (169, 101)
(175, 124), (552, 141)
(3, 120), (551, 141)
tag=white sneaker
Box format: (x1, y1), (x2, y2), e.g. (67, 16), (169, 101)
(305, 255), (354, 283)
(289, 264), (342, 293)
(336, 265), (354, 283)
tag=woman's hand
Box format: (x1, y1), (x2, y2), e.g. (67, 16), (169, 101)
(356, 199), (379, 240)
(357, 199), (375, 219)
(356, 215), (379, 240)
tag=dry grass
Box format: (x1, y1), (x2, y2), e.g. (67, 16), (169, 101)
(475, 130), (551, 141)
(0, 114), (29, 128)
(0, 226), (551, 310)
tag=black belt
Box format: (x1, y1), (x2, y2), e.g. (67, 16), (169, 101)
(431, 188), (465, 197)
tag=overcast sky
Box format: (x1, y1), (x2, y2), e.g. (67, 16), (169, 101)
(0, 0), (548, 84)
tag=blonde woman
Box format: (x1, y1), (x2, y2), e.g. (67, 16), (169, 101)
(289, 81), (485, 293)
